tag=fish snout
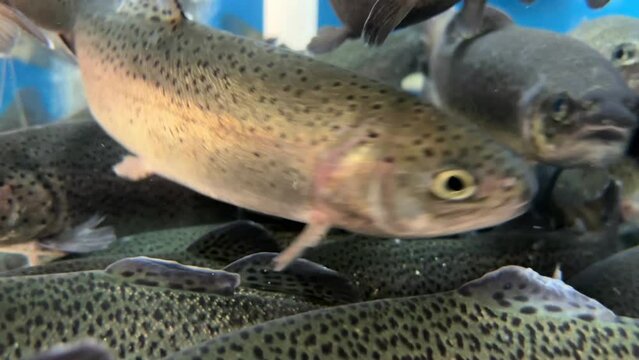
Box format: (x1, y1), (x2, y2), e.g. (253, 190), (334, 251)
(579, 90), (638, 140)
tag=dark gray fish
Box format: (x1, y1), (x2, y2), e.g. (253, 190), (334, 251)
(169, 266), (639, 360)
(308, 0), (462, 53)
(302, 216), (619, 299)
(427, 6), (639, 167)
(314, 24), (427, 88)
(24, 340), (113, 360)
(0, 120), (236, 265)
(0, 256), (331, 360)
(568, 246), (639, 318)
(571, 16), (639, 93)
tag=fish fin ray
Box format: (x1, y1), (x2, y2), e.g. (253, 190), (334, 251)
(39, 214), (116, 253)
(362, 0), (417, 46)
(105, 256), (241, 295)
(117, 0), (185, 23)
(225, 252), (361, 304)
(186, 220), (281, 262)
(0, 3), (51, 53)
(458, 265), (618, 321)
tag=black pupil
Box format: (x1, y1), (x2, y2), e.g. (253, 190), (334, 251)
(614, 48), (625, 60)
(553, 98), (567, 113)
(446, 176), (464, 192)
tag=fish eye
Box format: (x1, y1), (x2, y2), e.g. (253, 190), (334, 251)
(431, 170), (477, 200)
(549, 95), (572, 122)
(612, 43), (636, 63)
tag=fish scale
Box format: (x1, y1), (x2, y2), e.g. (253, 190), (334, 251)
(7, 0), (536, 269)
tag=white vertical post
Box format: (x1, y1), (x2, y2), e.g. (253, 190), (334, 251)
(263, 0), (318, 51)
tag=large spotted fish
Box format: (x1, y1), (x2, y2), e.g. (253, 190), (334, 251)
(169, 265), (639, 360)
(4, 0), (536, 270)
(0, 255), (358, 359)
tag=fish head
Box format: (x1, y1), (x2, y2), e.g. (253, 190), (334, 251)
(610, 41), (639, 93)
(0, 169), (55, 243)
(366, 125), (537, 237)
(522, 84), (639, 167)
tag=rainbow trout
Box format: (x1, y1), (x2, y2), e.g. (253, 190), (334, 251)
(571, 16), (639, 93)
(170, 265), (639, 360)
(0, 254), (355, 360)
(0, 120), (236, 265)
(6, 0), (536, 270)
(427, 6), (639, 167)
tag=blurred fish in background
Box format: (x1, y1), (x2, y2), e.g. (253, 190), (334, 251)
(0, 4), (85, 132)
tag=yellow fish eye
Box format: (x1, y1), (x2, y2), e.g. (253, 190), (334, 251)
(431, 170), (477, 200)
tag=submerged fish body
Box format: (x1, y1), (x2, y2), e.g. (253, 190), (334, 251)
(0, 120), (236, 261)
(21, 219), (616, 302)
(304, 226), (617, 299)
(571, 15), (639, 94)
(8, 0), (536, 269)
(569, 246), (639, 318)
(314, 24), (427, 89)
(0, 222), (279, 277)
(428, 7), (639, 168)
(170, 265), (639, 359)
(0, 258), (324, 360)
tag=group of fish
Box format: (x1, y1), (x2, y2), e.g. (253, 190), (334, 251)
(0, 0), (637, 358)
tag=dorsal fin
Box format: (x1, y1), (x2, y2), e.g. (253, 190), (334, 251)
(117, 0), (185, 24)
(105, 256), (240, 296)
(458, 265), (618, 322)
(224, 252), (362, 304)
(186, 221), (281, 263)
(26, 340), (113, 360)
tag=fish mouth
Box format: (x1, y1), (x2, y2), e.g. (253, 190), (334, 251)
(577, 125), (629, 142)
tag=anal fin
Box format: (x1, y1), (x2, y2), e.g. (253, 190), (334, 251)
(117, 0), (185, 23)
(225, 252), (361, 304)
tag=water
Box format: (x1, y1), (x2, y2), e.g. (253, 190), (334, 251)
(0, 0), (638, 359)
